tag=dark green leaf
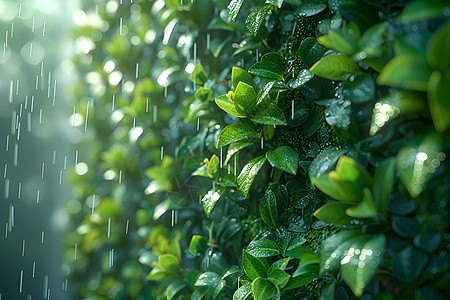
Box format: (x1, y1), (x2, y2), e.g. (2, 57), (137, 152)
(252, 278), (275, 300)
(309, 148), (348, 178)
(225, 141), (254, 164)
(298, 0), (327, 17)
(237, 155), (267, 196)
(428, 69), (450, 132)
(391, 216), (419, 238)
(233, 283), (252, 300)
(413, 232), (442, 254)
(247, 239), (281, 257)
(217, 120), (259, 148)
(298, 37), (327, 65)
(319, 230), (360, 274)
(398, 0), (447, 23)
(283, 273), (316, 290)
(249, 61), (284, 80)
(166, 280), (187, 299)
(266, 146), (298, 175)
(210, 36), (232, 58)
(392, 245), (428, 283)
(260, 190), (279, 229)
(287, 69), (314, 89)
(228, 0), (245, 21)
(373, 158), (395, 217)
(310, 54), (359, 81)
(245, 5), (272, 37)
(243, 249), (269, 280)
(342, 72), (375, 103)
(195, 272), (226, 299)
(357, 22), (388, 59)
(261, 52), (288, 71)
(268, 268), (291, 287)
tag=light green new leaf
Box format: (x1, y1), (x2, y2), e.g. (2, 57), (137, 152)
(217, 120), (259, 148)
(310, 54), (359, 81)
(189, 235), (208, 256)
(191, 63), (208, 85)
(266, 146), (298, 175)
(259, 190), (279, 229)
(252, 278), (275, 300)
(232, 67), (255, 90)
(215, 94), (247, 117)
(207, 155), (220, 178)
(243, 249), (269, 280)
(313, 202), (356, 225)
(234, 81), (257, 115)
(345, 187), (377, 218)
(237, 155), (267, 196)
(252, 101), (287, 125)
(158, 253), (180, 274)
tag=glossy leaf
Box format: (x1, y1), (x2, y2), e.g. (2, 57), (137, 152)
(191, 63), (208, 85)
(189, 235), (208, 256)
(268, 257), (290, 273)
(252, 101), (287, 125)
(310, 54), (359, 81)
(319, 230), (360, 274)
(242, 249), (269, 280)
(217, 120), (259, 148)
(228, 0), (245, 21)
(245, 5), (272, 37)
(309, 148), (348, 179)
(259, 190), (279, 229)
(237, 155), (267, 196)
(342, 72), (375, 104)
(195, 272), (226, 299)
(234, 81), (257, 115)
(376, 54), (433, 92)
(225, 141), (254, 164)
(215, 94), (247, 118)
(202, 189), (223, 217)
(233, 283), (252, 300)
(261, 52), (288, 71)
(252, 278), (275, 300)
(287, 69), (314, 89)
(249, 61), (284, 80)
(268, 268), (291, 287)
(266, 146), (298, 175)
(247, 239), (281, 257)
(166, 280), (187, 299)
(298, 0), (327, 17)
(232, 67), (255, 90)
(298, 37), (327, 65)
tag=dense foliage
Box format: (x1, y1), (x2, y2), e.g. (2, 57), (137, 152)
(66, 0), (449, 299)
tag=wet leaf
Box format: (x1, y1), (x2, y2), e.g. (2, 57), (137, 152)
(287, 69), (314, 89)
(166, 280), (187, 299)
(215, 94), (247, 118)
(310, 54), (359, 81)
(297, 37), (327, 65)
(189, 235), (208, 256)
(325, 99), (352, 130)
(266, 146), (298, 175)
(195, 271), (226, 299)
(392, 245), (428, 283)
(260, 190), (279, 229)
(342, 72), (375, 103)
(252, 278), (275, 300)
(202, 189), (223, 217)
(225, 141), (254, 164)
(309, 148), (348, 179)
(228, 0), (245, 21)
(249, 61), (284, 80)
(298, 0), (327, 17)
(319, 230), (361, 274)
(246, 5), (272, 37)
(237, 155), (267, 196)
(261, 52), (288, 71)
(377, 54), (433, 92)
(232, 67), (255, 90)
(247, 239), (281, 257)
(243, 249), (269, 280)
(252, 101), (287, 125)
(233, 283), (252, 300)
(234, 81), (257, 115)
(217, 120), (259, 148)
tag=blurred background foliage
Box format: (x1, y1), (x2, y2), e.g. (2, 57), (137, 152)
(66, 0), (449, 299)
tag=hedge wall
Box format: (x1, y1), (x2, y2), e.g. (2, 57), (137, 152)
(66, 0), (449, 299)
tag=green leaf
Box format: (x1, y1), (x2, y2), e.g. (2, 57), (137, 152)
(195, 272), (226, 299)
(313, 202), (356, 225)
(298, 0), (327, 17)
(376, 54), (433, 92)
(318, 24), (360, 55)
(252, 101), (287, 125)
(256, 81), (275, 105)
(342, 72), (375, 103)
(225, 141), (254, 164)
(309, 148), (348, 179)
(232, 67), (255, 90)
(247, 239), (281, 257)
(297, 37), (327, 65)
(166, 280), (187, 299)
(252, 278), (275, 300)
(261, 52), (288, 71)
(286, 245), (315, 260)
(413, 232), (442, 254)
(202, 189), (223, 217)
(234, 81), (257, 116)
(249, 61), (284, 80)
(373, 157), (395, 217)
(428, 69), (450, 132)
(146, 267), (171, 281)
(195, 87), (213, 102)
(319, 230), (360, 274)
(189, 235), (208, 256)
(340, 234), (386, 297)
(242, 249), (269, 280)
(228, 0), (245, 21)
(245, 5), (272, 37)
(283, 273), (316, 290)
(310, 54), (359, 81)
(192, 286), (208, 300)
(398, 0), (447, 23)
(191, 63), (208, 85)
(233, 283), (252, 300)
(207, 155), (220, 178)
(215, 94), (247, 118)
(345, 187), (377, 218)
(333, 156), (372, 196)
(210, 36), (232, 58)
(237, 155), (267, 196)
(259, 190), (279, 229)
(392, 245), (428, 283)
(427, 22), (450, 71)
(158, 254), (180, 274)
(391, 216), (419, 238)
(292, 253), (320, 277)
(312, 174), (348, 201)
(266, 146), (298, 175)
(357, 22), (388, 59)
(265, 0), (283, 8)
(287, 69), (314, 89)
(267, 268), (291, 287)
(268, 257), (290, 273)
(217, 120), (259, 148)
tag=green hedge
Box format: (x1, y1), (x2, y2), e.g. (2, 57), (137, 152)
(66, 0), (449, 299)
